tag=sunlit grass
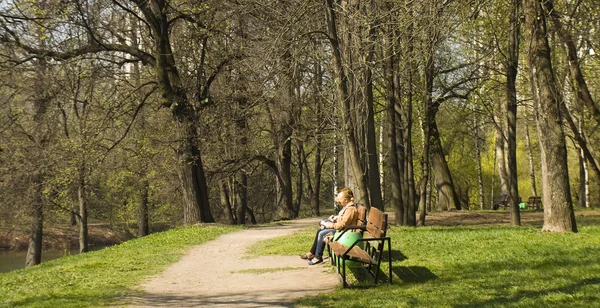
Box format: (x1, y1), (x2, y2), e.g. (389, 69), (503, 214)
(0, 225), (241, 308)
(252, 214), (600, 308)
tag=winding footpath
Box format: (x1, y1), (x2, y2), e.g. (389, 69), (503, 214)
(126, 218), (338, 308)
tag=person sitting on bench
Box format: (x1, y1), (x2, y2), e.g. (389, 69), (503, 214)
(300, 188), (359, 265)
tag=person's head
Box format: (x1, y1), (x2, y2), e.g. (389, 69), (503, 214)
(335, 188), (354, 206)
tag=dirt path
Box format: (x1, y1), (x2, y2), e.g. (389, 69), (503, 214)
(125, 210), (600, 307)
(126, 218), (338, 308)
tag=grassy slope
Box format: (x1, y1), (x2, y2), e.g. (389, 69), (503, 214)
(0, 225), (242, 308)
(251, 213), (600, 308)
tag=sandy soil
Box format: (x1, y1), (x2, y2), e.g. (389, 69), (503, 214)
(126, 218), (338, 308)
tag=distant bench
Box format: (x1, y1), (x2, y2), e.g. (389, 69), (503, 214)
(527, 196), (542, 209)
(327, 206), (392, 288)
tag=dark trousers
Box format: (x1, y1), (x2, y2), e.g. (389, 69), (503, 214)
(310, 228), (335, 259)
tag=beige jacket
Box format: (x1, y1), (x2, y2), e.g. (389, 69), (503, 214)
(331, 202), (359, 231)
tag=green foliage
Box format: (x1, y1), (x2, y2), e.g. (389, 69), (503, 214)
(0, 225), (242, 308)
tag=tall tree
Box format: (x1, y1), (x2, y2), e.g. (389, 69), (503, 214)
(524, 0), (577, 232)
(324, 0), (382, 208)
(506, 0), (522, 225)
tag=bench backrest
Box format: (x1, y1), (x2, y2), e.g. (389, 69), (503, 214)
(366, 207), (387, 238)
(356, 204), (367, 226)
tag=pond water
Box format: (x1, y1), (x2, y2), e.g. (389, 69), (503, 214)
(0, 246), (105, 274)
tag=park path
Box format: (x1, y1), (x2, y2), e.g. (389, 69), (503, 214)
(126, 218), (339, 308)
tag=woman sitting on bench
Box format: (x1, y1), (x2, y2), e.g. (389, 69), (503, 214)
(300, 187), (359, 265)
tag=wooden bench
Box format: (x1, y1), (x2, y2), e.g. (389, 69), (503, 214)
(493, 195), (523, 210)
(493, 194), (509, 210)
(327, 207), (392, 288)
(527, 196), (542, 209)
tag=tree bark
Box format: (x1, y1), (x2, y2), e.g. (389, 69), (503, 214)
(138, 178), (149, 237)
(524, 0), (577, 232)
(25, 173), (43, 266)
(543, 0), (600, 127)
(364, 10), (384, 210)
(403, 7), (417, 226)
(524, 124), (538, 197)
(25, 55), (48, 267)
(77, 163), (89, 253)
(506, 0), (521, 225)
(494, 115), (510, 195)
(293, 141), (304, 217)
(324, 0), (370, 207)
(235, 172), (248, 225)
(430, 129), (461, 211)
(384, 31), (403, 225)
(136, 0), (213, 224)
(220, 180), (236, 225)
(418, 54), (435, 226)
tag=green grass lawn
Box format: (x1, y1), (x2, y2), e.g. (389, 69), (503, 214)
(2, 213), (600, 308)
(0, 225), (242, 308)
(251, 213), (600, 308)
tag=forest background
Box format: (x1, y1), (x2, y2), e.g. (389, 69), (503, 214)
(0, 0), (597, 266)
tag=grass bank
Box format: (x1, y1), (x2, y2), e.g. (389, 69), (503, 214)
(251, 212), (600, 307)
(0, 225), (242, 308)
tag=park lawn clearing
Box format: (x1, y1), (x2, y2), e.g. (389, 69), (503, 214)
(251, 212), (600, 308)
(0, 225), (241, 308)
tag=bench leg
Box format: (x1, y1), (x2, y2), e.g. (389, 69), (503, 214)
(342, 258), (348, 288)
(387, 239), (392, 285)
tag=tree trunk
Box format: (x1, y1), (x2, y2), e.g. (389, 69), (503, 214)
(310, 63), (325, 217)
(418, 54), (435, 226)
(560, 102), (600, 180)
(475, 118), (485, 210)
(524, 124), (538, 197)
(25, 56), (48, 267)
(543, 0), (600, 127)
(365, 17), (383, 210)
(274, 137), (295, 220)
(403, 10), (417, 226)
(177, 123), (202, 224)
(430, 137), (461, 211)
(325, 0), (370, 207)
(506, 0), (521, 225)
(77, 164), (89, 253)
(578, 150), (587, 208)
(293, 141), (304, 217)
(384, 31), (403, 225)
(137, 0), (213, 224)
(235, 172), (248, 225)
(311, 155), (322, 217)
(220, 180), (235, 225)
(403, 89), (417, 226)
(138, 178), (149, 237)
(524, 0), (577, 232)
(494, 117), (510, 195)
(25, 173), (43, 267)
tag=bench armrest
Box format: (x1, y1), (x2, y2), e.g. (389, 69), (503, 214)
(341, 236), (391, 256)
(332, 225), (366, 241)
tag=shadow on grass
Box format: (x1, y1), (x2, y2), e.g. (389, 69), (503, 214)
(393, 266), (438, 283)
(342, 265), (437, 288)
(455, 277), (600, 308)
(389, 249), (408, 262)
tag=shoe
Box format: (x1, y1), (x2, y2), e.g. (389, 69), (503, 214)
(308, 257), (323, 265)
(300, 253), (313, 260)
